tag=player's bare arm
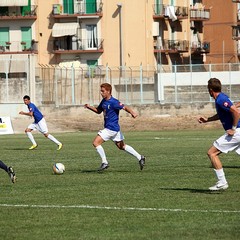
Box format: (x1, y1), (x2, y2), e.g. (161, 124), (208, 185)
(235, 102), (240, 108)
(84, 104), (102, 114)
(227, 105), (240, 136)
(19, 111), (33, 117)
(198, 114), (219, 123)
(123, 106), (138, 118)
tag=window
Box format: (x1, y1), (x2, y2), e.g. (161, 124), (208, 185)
(0, 27), (9, 47)
(86, 24), (97, 49)
(63, 0), (74, 14)
(21, 27), (32, 50)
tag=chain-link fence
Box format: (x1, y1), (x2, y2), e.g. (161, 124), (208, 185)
(1, 60), (240, 106)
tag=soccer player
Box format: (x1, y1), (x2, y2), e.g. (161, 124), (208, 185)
(198, 78), (240, 191)
(0, 160), (16, 183)
(19, 95), (63, 150)
(84, 83), (145, 171)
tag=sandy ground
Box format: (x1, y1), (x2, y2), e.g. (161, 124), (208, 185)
(12, 114), (222, 134)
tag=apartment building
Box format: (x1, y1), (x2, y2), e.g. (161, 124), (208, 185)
(232, 0), (240, 59)
(0, 0), (238, 71)
(203, 0), (239, 64)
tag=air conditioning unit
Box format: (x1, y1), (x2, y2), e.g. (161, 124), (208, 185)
(53, 4), (62, 15)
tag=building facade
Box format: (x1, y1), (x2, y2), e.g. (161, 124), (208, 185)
(0, 0), (239, 70)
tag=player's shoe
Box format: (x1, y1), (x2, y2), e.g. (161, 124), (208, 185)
(209, 181), (229, 191)
(57, 143), (63, 151)
(29, 144), (38, 150)
(98, 163), (109, 171)
(8, 166), (16, 183)
(139, 156), (145, 170)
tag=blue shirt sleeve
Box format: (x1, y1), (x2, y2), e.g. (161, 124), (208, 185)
(217, 95), (233, 112)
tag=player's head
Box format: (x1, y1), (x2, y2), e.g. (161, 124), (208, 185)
(23, 95), (31, 105)
(208, 78), (221, 97)
(100, 83), (112, 99)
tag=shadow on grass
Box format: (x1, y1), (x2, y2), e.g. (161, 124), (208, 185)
(223, 166), (240, 169)
(159, 187), (223, 194)
(81, 169), (105, 174)
(5, 148), (27, 150)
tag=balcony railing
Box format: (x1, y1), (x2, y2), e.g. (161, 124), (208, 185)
(52, 38), (104, 53)
(0, 40), (38, 53)
(191, 41), (210, 53)
(190, 9), (210, 21)
(153, 4), (188, 19)
(52, 1), (103, 17)
(0, 5), (37, 19)
(154, 39), (189, 53)
(232, 26), (240, 40)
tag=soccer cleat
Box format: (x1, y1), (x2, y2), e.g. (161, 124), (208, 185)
(209, 181), (229, 191)
(139, 155), (145, 170)
(57, 143), (63, 151)
(98, 163), (109, 171)
(29, 144), (38, 150)
(8, 166), (16, 183)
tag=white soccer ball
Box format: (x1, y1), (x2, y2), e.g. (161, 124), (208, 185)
(53, 163), (65, 175)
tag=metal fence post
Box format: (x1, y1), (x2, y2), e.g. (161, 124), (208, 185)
(71, 64), (75, 105)
(140, 63), (143, 104)
(174, 65), (177, 103)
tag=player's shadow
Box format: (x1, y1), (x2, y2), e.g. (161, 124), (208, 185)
(81, 169), (105, 174)
(5, 147), (26, 150)
(159, 187), (221, 194)
(223, 166), (240, 169)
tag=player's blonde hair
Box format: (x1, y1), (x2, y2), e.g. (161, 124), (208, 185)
(101, 83), (112, 94)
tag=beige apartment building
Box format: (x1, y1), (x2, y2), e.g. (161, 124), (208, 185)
(0, 0), (239, 70)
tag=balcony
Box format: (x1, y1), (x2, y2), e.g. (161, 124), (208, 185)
(52, 38), (104, 54)
(154, 39), (189, 53)
(232, 26), (240, 40)
(191, 41), (210, 53)
(153, 4), (188, 20)
(190, 9), (210, 21)
(0, 5), (37, 20)
(52, 1), (103, 19)
(0, 40), (38, 54)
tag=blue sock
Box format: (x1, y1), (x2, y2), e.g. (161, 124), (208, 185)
(0, 160), (8, 172)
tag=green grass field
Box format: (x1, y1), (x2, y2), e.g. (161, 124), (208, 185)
(0, 130), (240, 239)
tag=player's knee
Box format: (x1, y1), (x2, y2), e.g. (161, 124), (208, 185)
(207, 150), (215, 159)
(116, 142), (125, 150)
(44, 133), (49, 138)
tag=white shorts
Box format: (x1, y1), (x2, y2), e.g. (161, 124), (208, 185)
(213, 128), (240, 154)
(28, 118), (48, 134)
(98, 128), (124, 142)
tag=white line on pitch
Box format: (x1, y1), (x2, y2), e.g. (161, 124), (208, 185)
(0, 204), (239, 214)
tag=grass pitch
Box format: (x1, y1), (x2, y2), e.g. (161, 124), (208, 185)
(0, 130), (240, 239)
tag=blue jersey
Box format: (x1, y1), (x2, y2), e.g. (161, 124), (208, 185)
(97, 96), (124, 131)
(215, 92), (240, 131)
(27, 102), (43, 123)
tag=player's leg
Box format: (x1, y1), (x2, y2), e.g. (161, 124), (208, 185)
(207, 146), (228, 191)
(208, 131), (240, 190)
(114, 131), (145, 170)
(38, 118), (62, 150)
(0, 160), (16, 183)
(93, 134), (109, 170)
(25, 124), (38, 150)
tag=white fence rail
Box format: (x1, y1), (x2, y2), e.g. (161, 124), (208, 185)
(0, 60), (240, 107)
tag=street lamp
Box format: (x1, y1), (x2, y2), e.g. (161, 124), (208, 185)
(117, 3), (123, 73)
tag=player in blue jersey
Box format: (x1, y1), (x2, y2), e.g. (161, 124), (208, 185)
(0, 160), (16, 183)
(19, 95), (63, 150)
(198, 78), (240, 191)
(85, 83), (145, 171)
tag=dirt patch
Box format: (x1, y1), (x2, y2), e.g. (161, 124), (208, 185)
(13, 115), (220, 133)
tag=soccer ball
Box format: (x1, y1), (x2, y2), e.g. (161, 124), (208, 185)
(53, 163), (65, 175)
